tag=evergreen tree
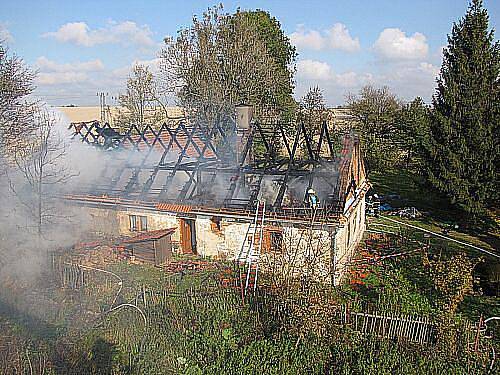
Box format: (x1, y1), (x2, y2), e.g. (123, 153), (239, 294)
(426, 0), (499, 213)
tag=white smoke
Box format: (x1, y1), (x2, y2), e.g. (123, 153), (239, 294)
(0, 106), (113, 284)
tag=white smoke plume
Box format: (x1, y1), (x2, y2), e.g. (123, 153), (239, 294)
(0, 106), (112, 284)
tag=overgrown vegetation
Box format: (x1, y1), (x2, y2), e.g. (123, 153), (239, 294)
(0, 241), (496, 374)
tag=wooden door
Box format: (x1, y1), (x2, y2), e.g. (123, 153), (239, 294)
(180, 219), (194, 254)
(154, 236), (172, 265)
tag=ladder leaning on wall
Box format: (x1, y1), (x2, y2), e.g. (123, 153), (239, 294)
(236, 200), (266, 296)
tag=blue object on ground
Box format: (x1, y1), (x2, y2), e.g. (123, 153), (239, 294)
(379, 203), (393, 211)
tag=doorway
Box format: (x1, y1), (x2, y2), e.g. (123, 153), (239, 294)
(179, 218), (197, 254)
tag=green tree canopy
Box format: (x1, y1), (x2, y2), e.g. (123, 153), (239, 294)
(160, 5), (297, 129)
(396, 97), (430, 168)
(426, 0), (499, 214)
(234, 9), (297, 121)
(347, 85), (402, 171)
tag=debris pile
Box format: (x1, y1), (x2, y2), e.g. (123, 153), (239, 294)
(386, 206), (420, 218)
(160, 259), (218, 273)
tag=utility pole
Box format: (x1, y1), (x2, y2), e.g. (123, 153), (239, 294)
(97, 92), (109, 123)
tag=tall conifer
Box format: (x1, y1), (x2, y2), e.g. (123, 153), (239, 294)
(426, 0), (499, 213)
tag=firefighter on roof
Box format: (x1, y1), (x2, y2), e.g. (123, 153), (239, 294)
(306, 188), (319, 209)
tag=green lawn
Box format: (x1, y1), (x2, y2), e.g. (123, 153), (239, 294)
(368, 169), (499, 254)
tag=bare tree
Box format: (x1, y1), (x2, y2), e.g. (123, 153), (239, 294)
(299, 86), (328, 148)
(0, 41), (36, 155)
(116, 64), (173, 128)
(8, 109), (74, 238)
(159, 5), (291, 129)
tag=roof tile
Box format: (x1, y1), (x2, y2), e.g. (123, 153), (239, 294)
(155, 203), (193, 213)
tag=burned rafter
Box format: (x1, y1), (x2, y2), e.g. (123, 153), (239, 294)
(177, 125), (221, 202)
(273, 123), (302, 209)
(69, 117), (346, 216)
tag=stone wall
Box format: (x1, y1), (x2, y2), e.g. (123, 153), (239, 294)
(78, 195), (366, 286)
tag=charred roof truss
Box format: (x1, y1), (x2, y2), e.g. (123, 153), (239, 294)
(70, 119), (348, 216)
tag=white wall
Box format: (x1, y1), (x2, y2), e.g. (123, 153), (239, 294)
(79, 196), (366, 286)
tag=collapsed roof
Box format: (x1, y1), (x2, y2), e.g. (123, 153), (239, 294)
(68, 118), (366, 219)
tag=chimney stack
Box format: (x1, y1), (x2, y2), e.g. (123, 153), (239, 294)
(235, 103), (253, 165)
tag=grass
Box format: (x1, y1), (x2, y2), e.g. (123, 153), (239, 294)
(369, 168), (499, 254)
(0, 254), (497, 374)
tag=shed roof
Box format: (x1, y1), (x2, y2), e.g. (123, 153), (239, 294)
(122, 228), (176, 244)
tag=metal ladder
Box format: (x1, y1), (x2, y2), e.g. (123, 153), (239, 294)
(236, 200), (266, 295)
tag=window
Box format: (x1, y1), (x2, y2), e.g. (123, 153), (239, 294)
(262, 226), (284, 253)
(210, 216), (221, 232)
(270, 231), (284, 252)
(129, 215), (138, 231)
(140, 215), (148, 231)
(129, 215), (148, 232)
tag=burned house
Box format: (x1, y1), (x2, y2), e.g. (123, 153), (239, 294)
(66, 107), (368, 285)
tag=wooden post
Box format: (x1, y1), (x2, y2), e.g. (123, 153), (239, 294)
(474, 315), (483, 353)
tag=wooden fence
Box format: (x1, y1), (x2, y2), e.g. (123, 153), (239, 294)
(51, 255), (86, 289)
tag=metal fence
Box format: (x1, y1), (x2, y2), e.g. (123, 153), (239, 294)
(339, 306), (434, 344)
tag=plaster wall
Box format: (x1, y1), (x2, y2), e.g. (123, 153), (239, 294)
(194, 216), (225, 257)
(223, 221), (251, 258)
(116, 209), (180, 241)
(83, 207), (120, 235)
(262, 226), (332, 282)
(77, 206), (181, 242)
(333, 195), (366, 284)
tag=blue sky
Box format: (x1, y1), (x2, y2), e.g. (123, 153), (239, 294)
(1, 0), (498, 106)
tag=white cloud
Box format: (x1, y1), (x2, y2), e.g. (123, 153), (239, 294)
(34, 57), (105, 85)
(296, 59), (371, 89)
(43, 20), (155, 48)
(295, 57), (440, 105)
(33, 57), (164, 105)
(0, 23), (13, 43)
(296, 59), (333, 80)
(418, 62), (440, 76)
(289, 26), (325, 50)
(373, 28), (428, 60)
(325, 24), (360, 52)
(289, 23), (360, 52)
(37, 72), (88, 85)
(36, 56), (104, 72)
(110, 58), (162, 81)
